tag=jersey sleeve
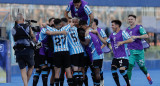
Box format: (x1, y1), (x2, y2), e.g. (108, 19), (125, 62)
(66, 4), (71, 12)
(106, 38), (111, 43)
(41, 28), (47, 34)
(100, 29), (107, 38)
(63, 24), (71, 32)
(139, 26), (147, 35)
(122, 30), (131, 40)
(84, 5), (92, 16)
(12, 28), (16, 36)
(85, 34), (91, 40)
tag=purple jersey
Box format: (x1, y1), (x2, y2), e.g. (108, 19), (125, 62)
(126, 25), (143, 50)
(97, 27), (111, 53)
(69, 0), (89, 21)
(85, 29), (103, 61)
(109, 30), (130, 58)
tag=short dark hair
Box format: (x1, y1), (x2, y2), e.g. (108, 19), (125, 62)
(61, 17), (68, 23)
(128, 14), (136, 19)
(54, 18), (61, 25)
(73, 0), (81, 3)
(111, 20), (122, 27)
(68, 17), (72, 19)
(49, 17), (55, 23)
(94, 19), (98, 26)
(79, 20), (87, 26)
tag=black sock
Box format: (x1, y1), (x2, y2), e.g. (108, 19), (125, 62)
(50, 83), (54, 86)
(42, 68), (48, 86)
(33, 70), (41, 86)
(67, 78), (73, 86)
(123, 74), (130, 86)
(120, 70), (130, 86)
(59, 78), (64, 86)
(94, 79), (100, 86)
(33, 75), (39, 86)
(78, 71), (83, 86)
(54, 78), (59, 86)
(73, 71), (79, 86)
(112, 73), (120, 86)
(42, 74), (48, 86)
(100, 71), (104, 80)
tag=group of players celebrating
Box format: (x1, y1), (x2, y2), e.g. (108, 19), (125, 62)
(14, 0), (153, 86)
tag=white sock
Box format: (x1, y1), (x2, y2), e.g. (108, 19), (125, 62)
(147, 73), (150, 77)
(129, 80), (131, 83)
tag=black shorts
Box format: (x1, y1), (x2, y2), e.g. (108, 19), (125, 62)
(92, 59), (103, 68)
(54, 51), (71, 68)
(71, 53), (84, 67)
(34, 49), (55, 69)
(83, 56), (91, 67)
(15, 48), (34, 69)
(111, 58), (129, 69)
(46, 57), (55, 69)
(34, 54), (47, 68)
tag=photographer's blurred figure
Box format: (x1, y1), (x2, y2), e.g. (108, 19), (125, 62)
(12, 13), (35, 86)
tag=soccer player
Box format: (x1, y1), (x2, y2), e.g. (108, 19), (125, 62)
(45, 17), (55, 86)
(91, 19), (110, 86)
(64, 0), (94, 26)
(79, 20), (104, 86)
(67, 17), (85, 86)
(92, 20), (132, 86)
(78, 28), (90, 86)
(58, 17), (73, 86)
(34, 18), (67, 86)
(126, 14), (153, 85)
(44, 19), (74, 86)
(58, 18), (69, 86)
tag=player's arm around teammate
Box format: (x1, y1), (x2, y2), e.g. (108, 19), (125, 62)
(79, 20), (104, 86)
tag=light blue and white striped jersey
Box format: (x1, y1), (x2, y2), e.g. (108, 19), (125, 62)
(38, 27), (53, 43)
(85, 29), (104, 60)
(46, 25), (71, 53)
(84, 5), (92, 25)
(68, 26), (84, 55)
(97, 28), (107, 38)
(84, 5), (92, 16)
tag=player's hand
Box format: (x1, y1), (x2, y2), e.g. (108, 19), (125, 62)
(69, 22), (74, 27)
(91, 30), (98, 35)
(36, 42), (42, 49)
(117, 41), (124, 46)
(131, 36), (137, 40)
(42, 23), (47, 28)
(85, 30), (90, 37)
(61, 30), (67, 36)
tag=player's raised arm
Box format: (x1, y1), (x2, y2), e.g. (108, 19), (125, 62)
(64, 4), (71, 19)
(84, 5), (94, 27)
(91, 30), (107, 45)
